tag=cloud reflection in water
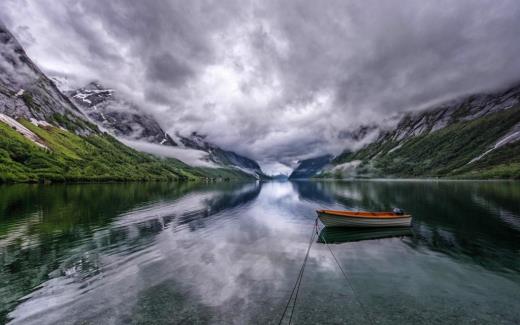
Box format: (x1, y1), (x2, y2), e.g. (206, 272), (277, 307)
(1, 180), (519, 324)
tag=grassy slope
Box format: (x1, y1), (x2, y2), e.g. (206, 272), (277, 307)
(0, 120), (253, 183)
(320, 107), (520, 179)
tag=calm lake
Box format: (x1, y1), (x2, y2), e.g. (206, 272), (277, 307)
(1, 180), (519, 324)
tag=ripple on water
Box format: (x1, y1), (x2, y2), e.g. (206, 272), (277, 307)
(1, 181), (520, 324)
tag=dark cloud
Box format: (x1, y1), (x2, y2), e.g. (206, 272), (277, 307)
(146, 53), (193, 86)
(2, 0), (520, 173)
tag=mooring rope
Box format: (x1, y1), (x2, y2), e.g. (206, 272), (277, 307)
(316, 225), (377, 325)
(278, 218), (377, 325)
(277, 218), (318, 325)
(287, 219), (320, 324)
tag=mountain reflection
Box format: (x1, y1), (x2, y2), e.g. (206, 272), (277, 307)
(294, 180), (520, 272)
(0, 182), (261, 324)
(1, 180), (519, 324)
(318, 227), (413, 244)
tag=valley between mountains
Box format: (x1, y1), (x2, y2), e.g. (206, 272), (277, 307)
(290, 84), (520, 179)
(2, 23), (520, 183)
(0, 25), (266, 182)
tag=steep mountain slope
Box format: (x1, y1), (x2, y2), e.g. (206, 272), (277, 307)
(67, 83), (268, 179)
(178, 132), (267, 179)
(68, 82), (176, 145)
(0, 25), (97, 135)
(288, 125), (380, 179)
(0, 24), (252, 182)
(321, 84), (520, 179)
(289, 155), (333, 179)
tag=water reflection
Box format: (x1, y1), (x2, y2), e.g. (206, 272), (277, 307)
(318, 227), (413, 244)
(293, 180), (520, 273)
(0, 180), (519, 324)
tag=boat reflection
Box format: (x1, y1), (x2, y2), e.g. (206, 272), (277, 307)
(317, 226), (413, 244)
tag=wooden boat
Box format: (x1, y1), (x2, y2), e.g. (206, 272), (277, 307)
(317, 227), (412, 244)
(316, 209), (412, 228)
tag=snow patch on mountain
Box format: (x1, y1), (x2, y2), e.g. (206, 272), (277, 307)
(387, 143), (403, 154)
(468, 122), (520, 164)
(29, 118), (52, 128)
(65, 82), (268, 177)
(67, 83), (178, 146)
(0, 113), (48, 149)
(383, 84), (520, 146)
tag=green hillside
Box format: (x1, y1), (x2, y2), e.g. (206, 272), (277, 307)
(320, 107), (520, 179)
(0, 120), (253, 183)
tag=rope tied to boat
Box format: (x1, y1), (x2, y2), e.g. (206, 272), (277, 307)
(278, 217), (376, 325)
(316, 225), (377, 325)
(277, 218), (318, 325)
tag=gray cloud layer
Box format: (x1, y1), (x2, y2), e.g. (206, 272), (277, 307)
(2, 0), (520, 173)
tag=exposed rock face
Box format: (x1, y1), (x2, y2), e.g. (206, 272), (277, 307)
(323, 83), (520, 178)
(0, 24), (220, 183)
(0, 25), (96, 135)
(338, 125), (379, 142)
(289, 155), (333, 179)
(179, 132), (266, 178)
(385, 84), (520, 143)
(0, 113), (48, 149)
(67, 83), (268, 179)
(68, 82), (176, 145)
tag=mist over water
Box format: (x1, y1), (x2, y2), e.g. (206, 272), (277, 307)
(1, 180), (519, 324)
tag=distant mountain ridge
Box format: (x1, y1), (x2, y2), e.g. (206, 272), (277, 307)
(0, 24), (255, 182)
(0, 25), (97, 135)
(289, 155), (332, 179)
(178, 131), (267, 178)
(67, 82), (268, 179)
(317, 83), (520, 179)
(376, 84), (520, 144)
(67, 82), (176, 145)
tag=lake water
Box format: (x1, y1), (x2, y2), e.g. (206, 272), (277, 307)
(1, 180), (519, 324)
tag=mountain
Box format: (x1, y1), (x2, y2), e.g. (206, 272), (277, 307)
(319, 84), (520, 179)
(289, 155), (333, 179)
(287, 125), (379, 179)
(270, 174), (289, 181)
(67, 82), (177, 145)
(178, 132), (267, 179)
(0, 24), (251, 183)
(0, 25), (98, 135)
(67, 83), (268, 179)
(338, 124), (379, 142)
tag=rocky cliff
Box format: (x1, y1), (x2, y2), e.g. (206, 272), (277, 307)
(322, 84), (520, 179)
(67, 83), (268, 179)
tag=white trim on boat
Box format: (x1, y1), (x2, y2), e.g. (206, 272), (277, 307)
(317, 211), (412, 228)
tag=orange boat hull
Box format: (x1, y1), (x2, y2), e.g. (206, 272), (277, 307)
(317, 210), (412, 228)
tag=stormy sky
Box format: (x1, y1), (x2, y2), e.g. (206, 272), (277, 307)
(2, 0), (520, 174)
